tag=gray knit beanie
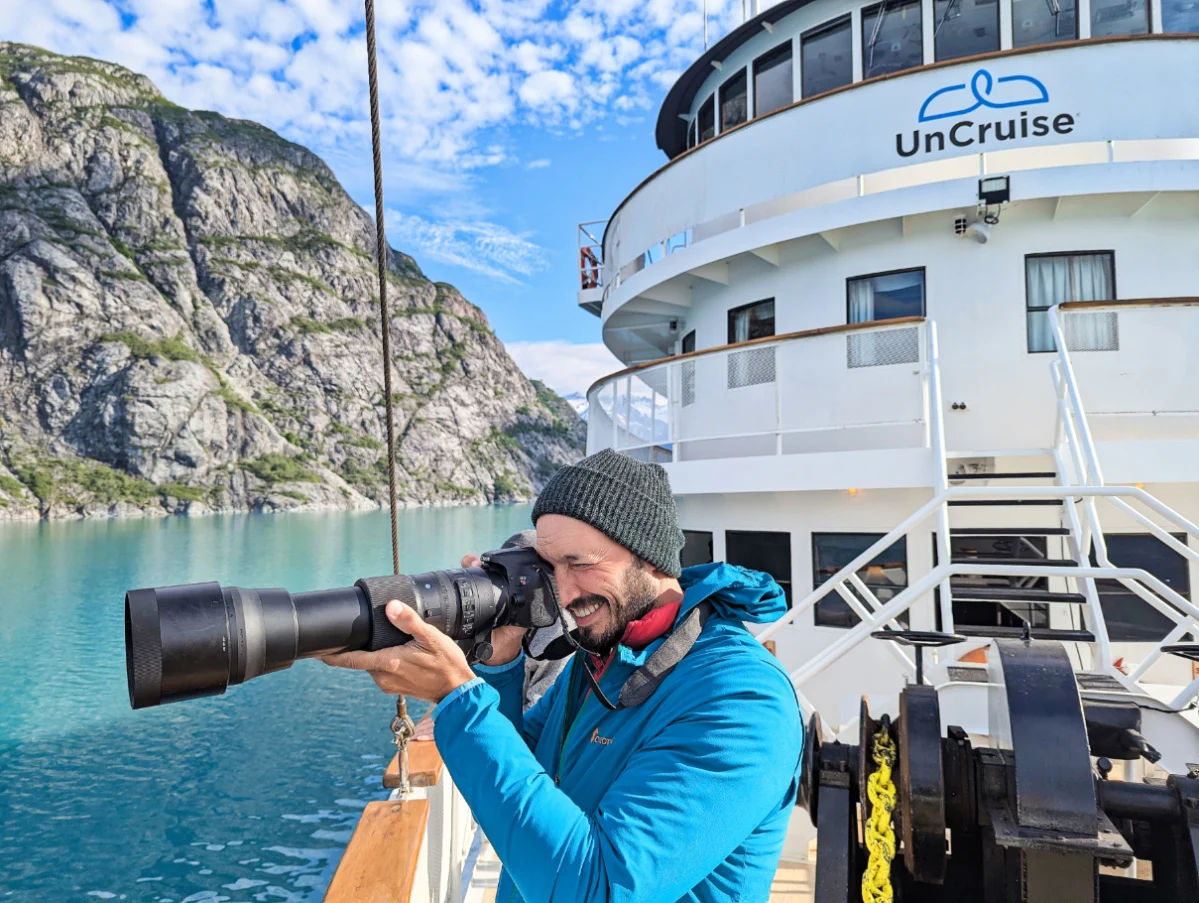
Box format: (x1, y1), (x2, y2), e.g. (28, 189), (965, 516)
(532, 449), (686, 578)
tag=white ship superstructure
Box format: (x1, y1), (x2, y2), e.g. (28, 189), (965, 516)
(577, 0), (1199, 859)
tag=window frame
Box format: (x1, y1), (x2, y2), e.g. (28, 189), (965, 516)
(727, 529), (793, 607)
(1090, 0), (1151, 37)
(727, 298), (777, 345)
(681, 529), (715, 569)
(812, 531), (910, 628)
(861, 0), (925, 80)
(719, 66), (749, 133)
(1090, 532), (1191, 641)
(753, 40), (794, 117)
(1011, 0), (1080, 47)
(1024, 250), (1117, 353)
(697, 94), (716, 143)
(800, 15), (853, 99)
(933, 0), (1002, 62)
(845, 266), (927, 325)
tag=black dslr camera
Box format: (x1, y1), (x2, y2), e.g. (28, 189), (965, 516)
(124, 536), (562, 710)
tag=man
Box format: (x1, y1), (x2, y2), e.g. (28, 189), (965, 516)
(324, 449), (803, 902)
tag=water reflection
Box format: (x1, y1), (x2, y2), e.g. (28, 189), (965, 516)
(0, 505), (533, 901)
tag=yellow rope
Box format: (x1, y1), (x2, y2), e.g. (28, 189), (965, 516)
(862, 724), (897, 903)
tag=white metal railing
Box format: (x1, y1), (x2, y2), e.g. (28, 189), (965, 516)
(602, 138), (1199, 296)
(586, 318), (929, 463)
(747, 306), (1199, 720)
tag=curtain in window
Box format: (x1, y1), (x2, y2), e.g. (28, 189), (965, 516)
(848, 279), (875, 324)
(1026, 254), (1114, 352)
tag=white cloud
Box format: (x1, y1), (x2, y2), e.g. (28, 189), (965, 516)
(505, 340), (623, 397)
(524, 158), (551, 169)
(7, 0), (748, 193)
(386, 210), (547, 283)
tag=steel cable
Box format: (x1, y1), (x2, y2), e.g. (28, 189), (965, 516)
(363, 0), (400, 575)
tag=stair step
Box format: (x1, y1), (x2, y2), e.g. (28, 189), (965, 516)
(951, 527), (1071, 536)
(956, 626), (1096, 642)
(951, 557), (1078, 568)
(948, 499), (1064, 507)
(952, 587), (1087, 604)
(947, 472), (1057, 480)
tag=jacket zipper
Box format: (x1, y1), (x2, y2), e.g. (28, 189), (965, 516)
(554, 653), (592, 785)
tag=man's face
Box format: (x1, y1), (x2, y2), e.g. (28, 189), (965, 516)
(535, 514), (663, 653)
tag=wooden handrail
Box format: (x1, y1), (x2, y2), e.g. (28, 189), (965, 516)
(587, 316), (925, 397)
(324, 798), (429, 903)
(1059, 296), (1199, 311)
(383, 737), (444, 789)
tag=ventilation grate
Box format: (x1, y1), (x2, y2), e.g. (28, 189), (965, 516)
(1064, 311), (1119, 352)
(727, 346), (776, 389)
(681, 360), (696, 407)
(847, 325), (920, 368)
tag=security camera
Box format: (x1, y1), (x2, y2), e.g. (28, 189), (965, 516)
(964, 221), (990, 244)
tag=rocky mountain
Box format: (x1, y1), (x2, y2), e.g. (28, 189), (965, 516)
(0, 43), (584, 521)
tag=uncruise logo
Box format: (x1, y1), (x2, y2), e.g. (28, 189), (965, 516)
(896, 69), (1074, 158)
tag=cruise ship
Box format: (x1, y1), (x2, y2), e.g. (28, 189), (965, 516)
(327, 3), (1199, 900)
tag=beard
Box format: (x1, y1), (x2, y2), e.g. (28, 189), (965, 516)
(569, 562), (660, 654)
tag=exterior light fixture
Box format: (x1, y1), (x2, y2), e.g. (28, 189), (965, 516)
(847, 488), (860, 496)
(978, 176), (1010, 206)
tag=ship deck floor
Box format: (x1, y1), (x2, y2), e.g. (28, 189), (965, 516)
(466, 838), (815, 902)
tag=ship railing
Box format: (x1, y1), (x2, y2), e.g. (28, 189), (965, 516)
(1049, 299), (1199, 704)
(577, 221), (606, 291)
(602, 138), (1199, 297)
(585, 317), (930, 463)
(756, 303), (1199, 724)
(325, 731), (479, 903)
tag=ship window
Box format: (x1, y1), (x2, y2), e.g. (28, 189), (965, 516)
(1012, 0), (1078, 47)
(862, 0), (923, 80)
(934, 0), (1000, 61)
(681, 330), (697, 407)
(727, 530), (792, 607)
(935, 533), (1050, 633)
(1025, 252), (1115, 352)
(814, 533), (909, 628)
(728, 300), (776, 388)
(1091, 0), (1148, 36)
(801, 17), (852, 98)
(720, 68), (748, 132)
(754, 42), (793, 116)
(698, 95), (716, 143)
(847, 268), (925, 324)
(687, 117), (698, 150)
(1163, 0), (1199, 32)
(728, 298), (775, 344)
(1091, 534), (1190, 642)
(682, 530), (714, 569)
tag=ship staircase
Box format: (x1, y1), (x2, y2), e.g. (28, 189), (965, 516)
(757, 303), (1199, 776)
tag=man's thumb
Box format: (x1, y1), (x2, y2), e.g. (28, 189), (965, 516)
(385, 600), (429, 638)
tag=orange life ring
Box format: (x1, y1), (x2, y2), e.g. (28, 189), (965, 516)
(579, 247), (600, 289)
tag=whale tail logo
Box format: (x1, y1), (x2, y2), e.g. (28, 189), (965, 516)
(918, 69), (1049, 122)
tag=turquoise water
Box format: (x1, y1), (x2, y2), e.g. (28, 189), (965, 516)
(0, 505), (534, 902)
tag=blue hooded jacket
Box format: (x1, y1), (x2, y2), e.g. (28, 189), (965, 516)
(431, 563), (804, 903)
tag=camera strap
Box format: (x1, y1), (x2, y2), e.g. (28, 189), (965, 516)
(574, 601), (715, 711)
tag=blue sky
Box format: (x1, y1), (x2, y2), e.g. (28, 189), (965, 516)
(9, 0), (746, 395)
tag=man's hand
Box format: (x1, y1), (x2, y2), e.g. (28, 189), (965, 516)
(461, 553), (527, 667)
(321, 600), (477, 703)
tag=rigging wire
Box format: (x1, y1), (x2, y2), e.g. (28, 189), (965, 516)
(363, 0), (401, 576)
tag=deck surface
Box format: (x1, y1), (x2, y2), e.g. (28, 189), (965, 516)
(465, 839), (814, 903)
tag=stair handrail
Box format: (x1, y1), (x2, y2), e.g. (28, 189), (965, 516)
(926, 320), (956, 633)
(1049, 302), (1199, 699)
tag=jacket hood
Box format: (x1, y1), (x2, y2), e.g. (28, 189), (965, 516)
(677, 562), (788, 624)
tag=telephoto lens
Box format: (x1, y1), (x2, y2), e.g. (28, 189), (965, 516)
(124, 568), (508, 710)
